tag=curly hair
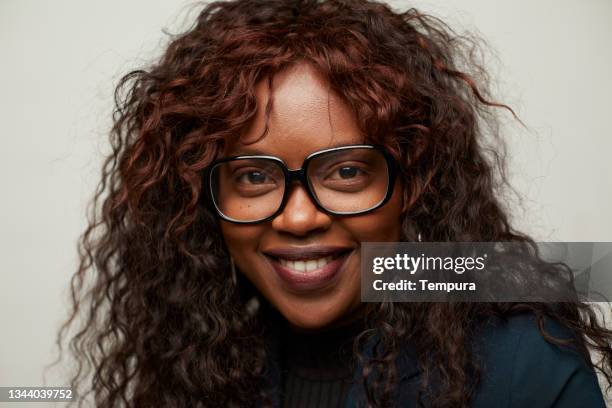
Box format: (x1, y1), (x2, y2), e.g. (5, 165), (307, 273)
(55, 0), (612, 406)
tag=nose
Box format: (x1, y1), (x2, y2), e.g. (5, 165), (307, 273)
(271, 184), (332, 236)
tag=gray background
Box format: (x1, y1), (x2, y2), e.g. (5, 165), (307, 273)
(1, 0), (611, 405)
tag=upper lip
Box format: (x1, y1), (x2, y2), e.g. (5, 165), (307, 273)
(262, 246), (353, 261)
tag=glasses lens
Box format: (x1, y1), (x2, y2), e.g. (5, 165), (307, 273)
(307, 147), (390, 213)
(210, 158), (285, 222)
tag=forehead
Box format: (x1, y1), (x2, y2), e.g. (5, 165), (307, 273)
(225, 63), (365, 168)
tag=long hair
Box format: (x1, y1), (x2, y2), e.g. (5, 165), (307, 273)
(56, 0), (612, 406)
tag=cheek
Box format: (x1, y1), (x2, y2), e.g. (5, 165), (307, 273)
(341, 180), (404, 242)
(220, 223), (263, 261)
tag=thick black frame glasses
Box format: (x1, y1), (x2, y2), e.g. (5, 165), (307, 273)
(204, 144), (398, 224)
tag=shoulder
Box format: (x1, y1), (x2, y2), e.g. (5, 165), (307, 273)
(471, 313), (606, 408)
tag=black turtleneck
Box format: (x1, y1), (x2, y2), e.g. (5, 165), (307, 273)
(279, 318), (365, 408)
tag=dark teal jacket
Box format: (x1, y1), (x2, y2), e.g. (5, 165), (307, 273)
(257, 313), (607, 407)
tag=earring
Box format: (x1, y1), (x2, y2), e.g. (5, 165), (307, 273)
(230, 257), (237, 286)
(418, 233), (422, 242)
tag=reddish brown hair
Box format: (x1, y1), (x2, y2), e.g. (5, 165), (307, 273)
(56, 1), (612, 406)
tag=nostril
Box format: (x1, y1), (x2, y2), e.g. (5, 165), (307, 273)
(271, 209), (332, 236)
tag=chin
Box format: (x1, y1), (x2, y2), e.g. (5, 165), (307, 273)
(290, 318), (334, 331)
(281, 309), (334, 331)
(275, 298), (356, 331)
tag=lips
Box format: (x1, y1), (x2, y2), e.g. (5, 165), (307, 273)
(262, 246), (354, 292)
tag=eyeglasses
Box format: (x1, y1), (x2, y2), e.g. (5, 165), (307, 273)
(204, 144), (397, 224)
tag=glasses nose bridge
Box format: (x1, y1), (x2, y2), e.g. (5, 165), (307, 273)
(284, 166), (315, 202)
(282, 165), (324, 209)
(286, 167), (307, 186)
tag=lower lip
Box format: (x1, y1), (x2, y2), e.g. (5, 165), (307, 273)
(267, 252), (352, 292)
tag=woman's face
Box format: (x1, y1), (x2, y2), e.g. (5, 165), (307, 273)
(220, 63), (404, 331)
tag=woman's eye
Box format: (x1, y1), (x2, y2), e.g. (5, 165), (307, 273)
(328, 166), (365, 180)
(236, 171), (271, 184)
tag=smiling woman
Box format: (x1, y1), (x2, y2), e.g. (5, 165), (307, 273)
(57, 0), (612, 407)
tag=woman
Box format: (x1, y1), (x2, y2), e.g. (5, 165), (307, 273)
(58, 0), (612, 406)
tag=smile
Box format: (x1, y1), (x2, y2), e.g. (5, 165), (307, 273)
(262, 246), (353, 292)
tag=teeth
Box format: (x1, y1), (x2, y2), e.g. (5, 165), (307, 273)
(305, 260), (317, 272)
(278, 255), (336, 273)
